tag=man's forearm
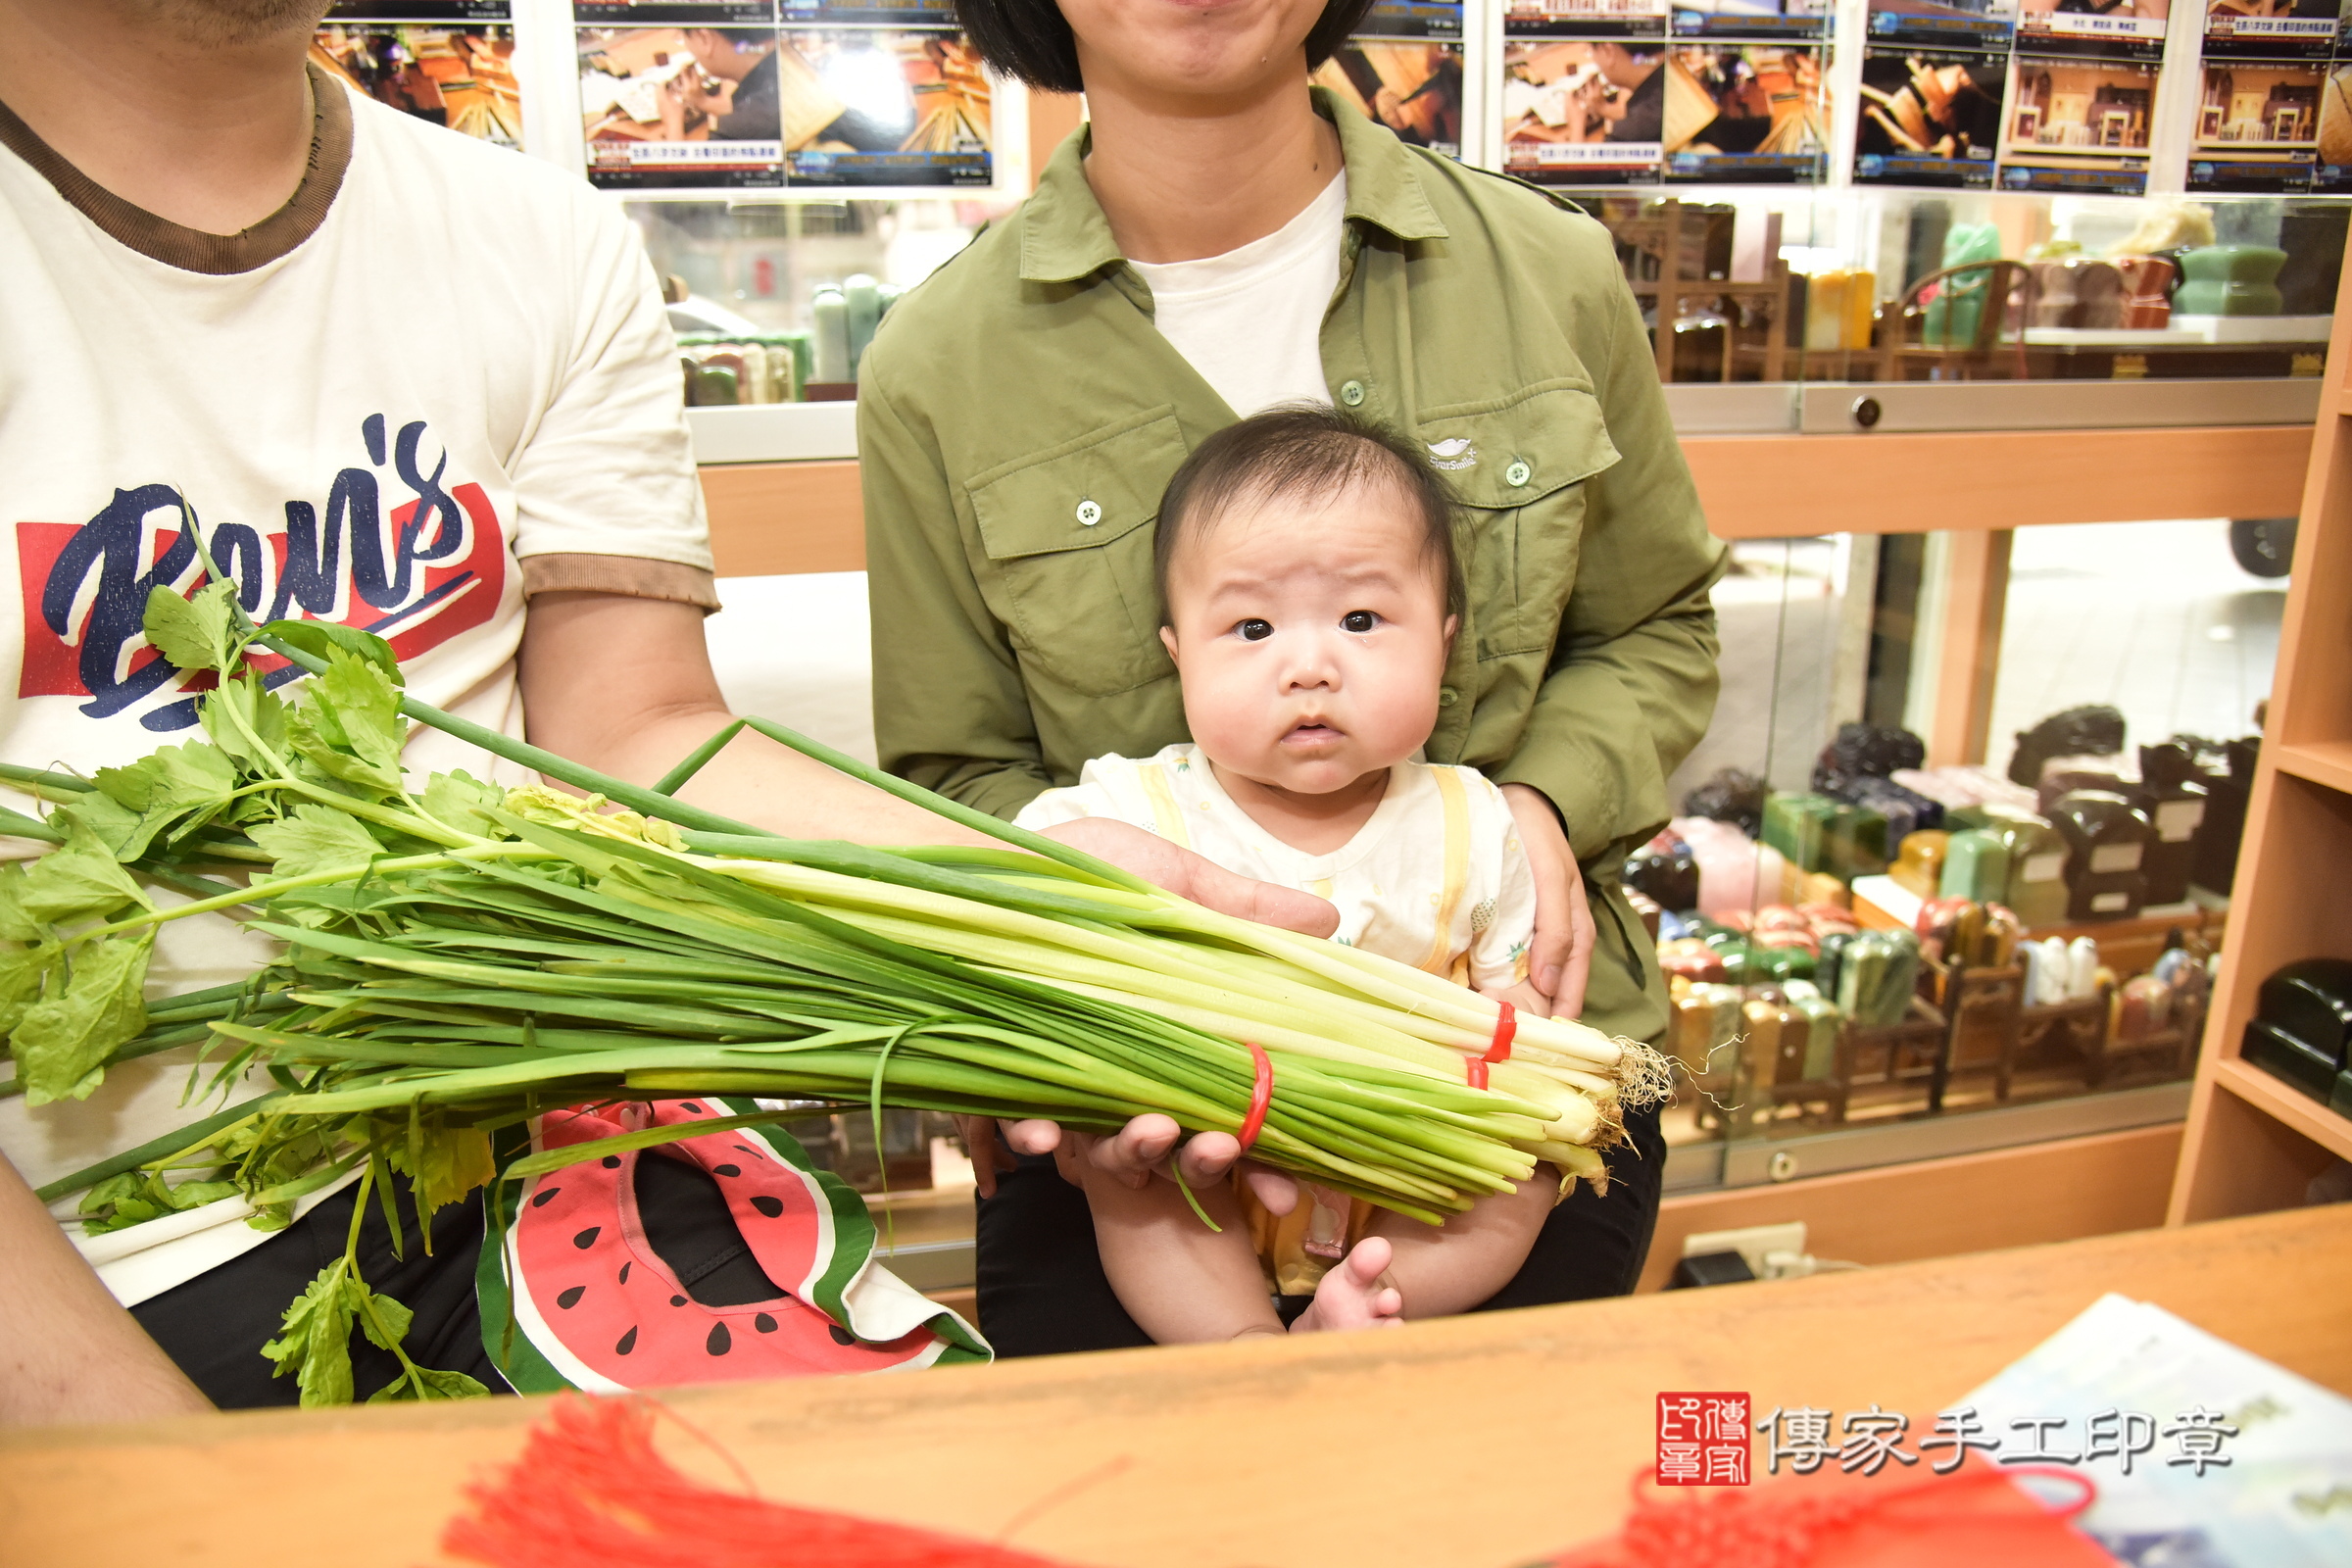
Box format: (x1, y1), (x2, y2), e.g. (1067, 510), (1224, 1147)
(564, 703), (1000, 850)
(516, 591), (1001, 849)
(0, 1154), (212, 1428)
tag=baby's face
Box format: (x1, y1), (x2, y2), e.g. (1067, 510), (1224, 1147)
(1159, 479), (1456, 799)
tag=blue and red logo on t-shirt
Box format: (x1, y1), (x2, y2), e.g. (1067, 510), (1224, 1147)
(16, 415), (507, 731)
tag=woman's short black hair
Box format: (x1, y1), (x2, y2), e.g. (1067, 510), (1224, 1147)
(1153, 403), (1463, 627)
(953, 0), (1378, 95)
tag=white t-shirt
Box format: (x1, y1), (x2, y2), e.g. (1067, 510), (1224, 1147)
(1130, 172), (1346, 418)
(0, 74), (711, 1298)
(1014, 743), (1537, 993)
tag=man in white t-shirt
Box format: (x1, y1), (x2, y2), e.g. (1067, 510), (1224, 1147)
(0, 0), (1334, 1426)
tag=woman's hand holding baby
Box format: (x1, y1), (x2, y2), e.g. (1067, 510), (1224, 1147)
(1500, 783), (1596, 1021)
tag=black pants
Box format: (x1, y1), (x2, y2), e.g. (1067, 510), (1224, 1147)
(974, 1102), (1668, 1357)
(132, 1152), (787, 1408)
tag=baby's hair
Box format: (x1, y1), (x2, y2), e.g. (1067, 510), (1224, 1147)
(1152, 403), (1463, 628)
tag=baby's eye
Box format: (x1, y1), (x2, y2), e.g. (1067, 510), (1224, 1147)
(1237, 619), (1273, 642)
(1341, 611), (1380, 634)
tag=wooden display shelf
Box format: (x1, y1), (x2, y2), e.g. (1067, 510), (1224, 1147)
(2273, 738), (2352, 798)
(2212, 1056), (2352, 1163)
(2168, 256), (2352, 1225)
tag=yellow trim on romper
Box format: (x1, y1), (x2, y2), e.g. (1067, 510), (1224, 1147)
(1421, 767), (1472, 975)
(1137, 763), (1192, 849)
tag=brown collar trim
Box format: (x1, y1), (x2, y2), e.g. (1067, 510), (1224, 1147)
(0, 62), (352, 276)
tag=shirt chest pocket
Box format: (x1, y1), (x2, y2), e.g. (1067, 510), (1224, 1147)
(1422, 382), (1621, 662)
(966, 408), (1191, 698)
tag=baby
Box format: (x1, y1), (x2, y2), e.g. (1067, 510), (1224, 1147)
(1013, 406), (1558, 1343)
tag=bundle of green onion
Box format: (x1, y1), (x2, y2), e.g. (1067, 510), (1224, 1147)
(10, 584), (1667, 1245)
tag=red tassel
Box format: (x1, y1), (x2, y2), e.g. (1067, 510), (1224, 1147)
(1539, 1466), (2100, 1568)
(442, 1395), (1082, 1568)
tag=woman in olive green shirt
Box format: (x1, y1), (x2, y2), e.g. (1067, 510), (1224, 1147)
(862, 0), (1727, 1352)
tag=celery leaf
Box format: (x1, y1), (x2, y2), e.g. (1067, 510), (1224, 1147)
(262, 619), (402, 685)
(368, 1365), (491, 1402)
(250, 805), (384, 879)
(21, 817), (150, 926)
(143, 582), (243, 676)
(0, 862), (43, 943)
(0, 939), (58, 1033)
(201, 673), (291, 771)
(421, 771), (502, 839)
(287, 653), (408, 795)
(13, 931), (153, 1104)
(264, 1261), (359, 1408)
(89, 742), (242, 859)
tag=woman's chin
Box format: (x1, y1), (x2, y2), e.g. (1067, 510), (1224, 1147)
(1075, 6), (1316, 98)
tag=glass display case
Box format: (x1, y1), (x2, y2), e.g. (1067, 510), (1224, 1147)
(1641, 519), (2275, 1192)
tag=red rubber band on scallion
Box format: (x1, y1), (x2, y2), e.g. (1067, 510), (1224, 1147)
(1464, 1001), (1517, 1090)
(1485, 1001), (1518, 1064)
(1237, 1040), (1273, 1152)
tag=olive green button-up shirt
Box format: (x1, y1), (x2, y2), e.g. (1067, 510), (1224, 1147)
(860, 91), (1725, 1045)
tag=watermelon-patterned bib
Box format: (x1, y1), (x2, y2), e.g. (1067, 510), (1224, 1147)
(476, 1098), (987, 1392)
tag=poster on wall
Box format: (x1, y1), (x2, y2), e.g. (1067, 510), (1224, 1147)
(772, 29), (993, 186)
(2013, 0), (2169, 59)
(1357, 0), (1467, 37)
(2202, 0), (2339, 59)
(1669, 0), (1830, 42)
(780, 0), (959, 21)
(329, 1), (513, 14)
(2188, 55), (2323, 186)
(1505, 0), (1670, 37)
(575, 0), (774, 20)
(318, 3), (519, 146)
(2315, 58), (2352, 185)
(573, 1), (992, 189)
(1313, 40), (1465, 158)
(1854, 47), (2006, 184)
(1865, 0), (2016, 49)
(1661, 44), (1829, 178)
(1996, 51), (2160, 191)
(1501, 39), (1666, 181)
(2187, 1), (2333, 192)
(578, 18), (788, 186)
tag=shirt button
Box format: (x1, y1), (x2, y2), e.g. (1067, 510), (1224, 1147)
(1339, 380), (1366, 407)
(1505, 460), (1533, 487)
(1438, 686), (1458, 708)
(1076, 499), (1102, 527)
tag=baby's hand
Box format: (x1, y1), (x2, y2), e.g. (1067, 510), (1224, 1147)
(1290, 1237), (1404, 1335)
(1484, 980), (1553, 1021)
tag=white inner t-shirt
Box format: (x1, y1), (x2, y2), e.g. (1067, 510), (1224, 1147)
(1130, 172), (1346, 417)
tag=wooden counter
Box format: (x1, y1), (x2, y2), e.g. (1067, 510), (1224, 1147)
(5, 1206), (2347, 1568)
